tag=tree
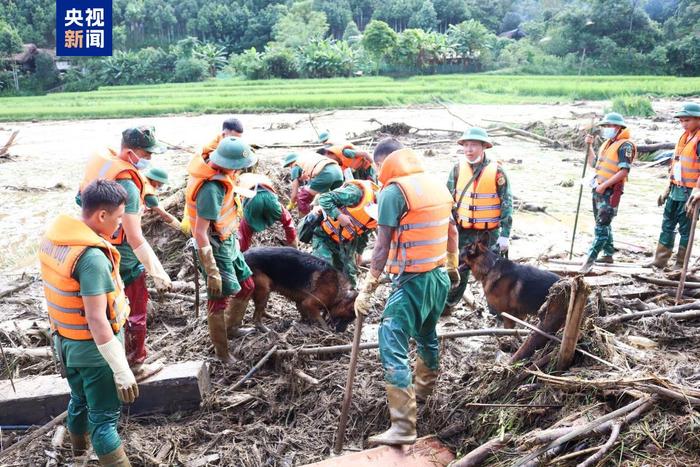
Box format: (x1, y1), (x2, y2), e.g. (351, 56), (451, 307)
(372, 0), (422, 32)
(343, 20), (362, 44)
(361, 19), (397, 66)
(298, 39), (355, 78)
(193, 42), (228, 77)
(273, 0), (329, 49)
(408, 0), (438, 31)
(240, 3), (288, 51)
(348, 0), (374, 30)
(314, 0), (353, 38)
(0, 20), (22, 58)
(500, 12), (521, 33)
(447, 20), (498, 69)
(433, 0), (470, 33)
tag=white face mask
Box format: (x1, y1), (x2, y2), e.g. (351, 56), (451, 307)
(466, 154), (484, 165)
(601, 127), (618, 139)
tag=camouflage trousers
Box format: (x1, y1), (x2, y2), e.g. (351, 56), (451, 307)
(587, 191), (618, 259)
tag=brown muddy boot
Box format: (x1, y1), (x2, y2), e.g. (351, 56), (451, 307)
(414, 358), (439, 403)
(672, 246), (687, 271)
(596, 255), (614, 264)
(225, 298), (257, 336)
(69, 432), (89, 457)
(646, 243), (672, 269)
(207, 312), (234, 364)
(97, 445), (131, 466)
(367, 385), (417, 446)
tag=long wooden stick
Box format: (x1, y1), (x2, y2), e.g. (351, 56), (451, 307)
(0, 340), (16, 393)
(274, 328), (523, 357)
(676, 205), (699, 304)
(231, 345), (278, 391)
(599, 300), (700, 326)
(569, 119), (595, 259)
(501, 312), (622, 371)
(333, 315), (364, 454)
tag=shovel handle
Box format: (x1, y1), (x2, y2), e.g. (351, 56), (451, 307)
(675, 205), (699, 304)
(333, 314), (364, 454)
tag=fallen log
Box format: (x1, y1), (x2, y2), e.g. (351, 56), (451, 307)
(598, 300), (700, 326)
(556, 276), (590, 371)
(637, 142), (675, 153)
(274, 328), (524, 357)
(232, 345), (278, 391)
(448, 435), (512, 467)
(0, 130), (19, 157)
(293, 369), (319, 386)
(3, 347), (52, 359)
(495, 125), (561, 147)
(633, 274), (700, 289)
(0, 280), (34, 299)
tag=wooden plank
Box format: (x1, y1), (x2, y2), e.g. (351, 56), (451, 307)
(583, 275), (632, 287)
(0, 361), (209, 425)
(303, 436), (454, 467)
(556, 277), (591, 371)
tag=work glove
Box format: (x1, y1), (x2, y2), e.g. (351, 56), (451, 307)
(133, 242), (172, 293)
(96, 337), (139, 403)
(354, 274), (380, 317)
(446, 251), (460, 289)
(198, 245), (222, 298)
(286, 200), (297, 210)
(658, 185), (671, 207)
(686, 188), (700, 217)
(497, 236), (510, 252)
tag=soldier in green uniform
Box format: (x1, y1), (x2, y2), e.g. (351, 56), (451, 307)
(580, 113), (635, 273)
(445, 128), (513, 312)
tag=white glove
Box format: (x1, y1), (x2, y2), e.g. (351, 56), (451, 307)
(97, 337), (139, 403)
(496, 236), (509, 252)
(133, 242), (172, 292)
(581, 173), (597, 189)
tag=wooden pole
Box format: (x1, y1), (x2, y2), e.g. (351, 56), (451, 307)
(569, 118), (595, 259)
(676, 205), (699, 305)
(556, 277), (591, 371)
(333, 315), (364, 454)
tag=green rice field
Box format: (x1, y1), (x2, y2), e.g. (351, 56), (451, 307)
(0, 74), (698, 121)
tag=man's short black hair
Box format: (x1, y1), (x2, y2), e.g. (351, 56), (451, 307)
(373, 137), (404, 164)
(81, 180), (127, 216)
(222, 118), (244, 134)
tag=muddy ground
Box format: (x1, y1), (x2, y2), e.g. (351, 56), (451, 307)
(1, 100), (699, 466)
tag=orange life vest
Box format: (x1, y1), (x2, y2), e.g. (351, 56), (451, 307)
(670, 129), (700, 188)
(79, 148), (149, 245)
(185, 155), (239, 241)
(200, 133), (223, 161)
(298, 153), (338, 179)
(454, 159), (502, 230)
(38, 215), (129, 341)
(325, 143), (372, 171)
(321, 180), (378, 243)
(595, 129), (635, 184)
(378, 149), (453, 275)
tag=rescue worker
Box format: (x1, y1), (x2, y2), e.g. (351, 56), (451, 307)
(200, 117), (244, 160)
(651, 103), (700, 269)
(354, 138), (460, 446)
(580, 113), (635, 273)
(235, 172), (298, 252)
(282, 152), (343, 215)
(186, 137), (258, 364)
(445, 127), (513, 311)
(317, 142), (376, 181)
(40, 180), (138, 465)
(143, 166), (187, 234)
(77, 126), (171, 375)
(311, 179), (379, 287)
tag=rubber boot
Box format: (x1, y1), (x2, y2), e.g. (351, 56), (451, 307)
(367, 385), (417, 446)
(579, 256), (596, 274)
(646, 243), (672, 269)
(97, 445), (131, 466)
(207, 312), (234, 364)
(69, 432), (89, 457)
(596, 255), (614, 264)
(225, 298), (257, 336)
(672, 246), (687, 271)
(414, 358), (439, 402)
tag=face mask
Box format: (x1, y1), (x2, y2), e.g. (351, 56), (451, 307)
(129, 151), (151, 170)
(466, 154), (483, 165)
(601, 128), (617, 139)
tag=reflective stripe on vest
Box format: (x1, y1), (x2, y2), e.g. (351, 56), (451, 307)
(670, 130), (700, 188)
(454, 160), (502, 230)
(185, 156), (239, 241)
(39, 216), (129, 341)
(320, 180), (378, 243)
(385, 173), (453, 275)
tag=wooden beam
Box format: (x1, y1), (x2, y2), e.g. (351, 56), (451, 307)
(556, 277), (591, 371)
(0, 361), (210, 425)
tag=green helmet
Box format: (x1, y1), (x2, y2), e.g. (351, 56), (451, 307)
(598, 112), (626, 128)
(210, 137), (257, 170)
(674, 102), (700, 118)
(122, 126), (167, 154)
(144, 166), (169, 184)
(283, 152), (299, 167)
(457, 127), (493, 148)
(318, 131), (331, 143)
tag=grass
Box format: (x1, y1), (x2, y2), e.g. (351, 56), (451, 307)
(610, 96), (656, 117)
(0, 74), (698, 121)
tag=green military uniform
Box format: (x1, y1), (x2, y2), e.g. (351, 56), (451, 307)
(144, 193), (159, 208)
(76, 180), (145, 286)
(340, 148), (377, 181)
(308, 163), (344, 193)
(196, 181), (252, 298)
(587, 143), (632, 260)
(377, 184), (450, 386)
(243, 189), (282, 232)
(58, 249), (124, 457)
(445, 157), (513, 306)
(312, 184), (370, 287)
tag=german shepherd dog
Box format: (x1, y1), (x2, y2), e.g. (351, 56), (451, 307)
(460, 238), (560, 328)
(243, 247), (358, 332)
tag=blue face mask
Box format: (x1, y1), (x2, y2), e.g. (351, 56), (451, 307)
(601, 127), (618, 139)
(129, 150), (151, 170)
